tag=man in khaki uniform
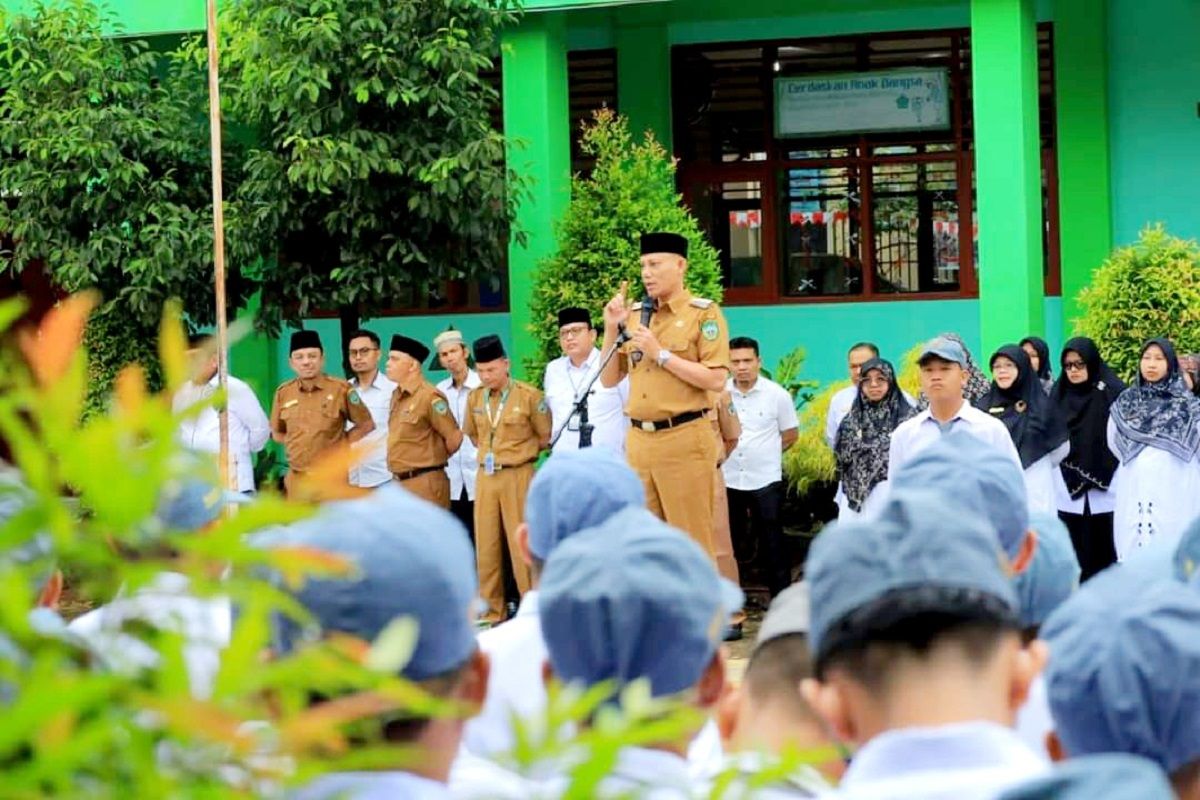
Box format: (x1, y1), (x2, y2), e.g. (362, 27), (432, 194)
(600, 232), (731, 555)
(270, 330), (375, 496)
(462, 335), (552, 623)
(384, 334), (463, 509)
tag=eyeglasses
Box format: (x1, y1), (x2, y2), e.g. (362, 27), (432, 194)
(348, 347), (378, 358)
(1063, 360), (1087, 372)
(559, 326), (591, 339)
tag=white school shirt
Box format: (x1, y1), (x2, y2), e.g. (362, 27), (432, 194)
(543, 349), (629, 455)
(173, 375), (270, 493)
(723, 377), (799, 491)
(348, 372), (397, 488)
(437, 370), (482, 501)
(1023, 442), (1070, 517)
(1106, 417), (1200, 561)
(886, 400), (1024, 481)
(833, 721), (1049, 800)
(542, 747), (696, 800)
(825, 384), (858, 448)
(291, 770), (452, 800)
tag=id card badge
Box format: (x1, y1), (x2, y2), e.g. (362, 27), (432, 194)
(484, 452), (496, 476)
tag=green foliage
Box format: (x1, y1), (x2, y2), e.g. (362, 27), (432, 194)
(783, 381), (844, 496)
(1075, 225), (1200, 381)
(764, 345), (820, 409)
(526, 110), (723, 381)
(81, 303), (163, 420)
(211, 0), (526, 333)
(0, 0), (260, 328)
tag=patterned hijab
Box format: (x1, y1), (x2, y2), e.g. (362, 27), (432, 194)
(835, 359), (917, 512)
(1051, 337), (1125, 497)
(976, 345), (1069, 469)
(916, 332), (990, 409)
(1110, 338), (1200, 464)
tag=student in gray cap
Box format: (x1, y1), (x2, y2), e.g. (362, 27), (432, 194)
(715, 581), (838, 797)
(265, 485), (502, 800)
(886, 428), (1037, 573)
(537, 506), (744, 798)
(457, 447), (645, 761)
(998, 754), (1174, 800)
(1041, 566), (1200, 800)
(801, 488), (1050, 799)
(887, 336), (1021, 480)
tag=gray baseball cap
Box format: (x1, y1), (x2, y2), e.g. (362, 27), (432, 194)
(917, 336), (968, 367)
(755, 581), (812, 649)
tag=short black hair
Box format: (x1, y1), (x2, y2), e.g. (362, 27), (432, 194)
(744, 634), (815, 720)
(849, 342), (880, 358)
(347, 329), (380, 349)
(729, 337), (760, 356)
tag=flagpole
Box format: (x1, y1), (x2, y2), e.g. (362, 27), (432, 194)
(205, 0), (232, 494)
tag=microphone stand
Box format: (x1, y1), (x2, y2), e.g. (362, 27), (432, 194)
(549, 328), (629, 451)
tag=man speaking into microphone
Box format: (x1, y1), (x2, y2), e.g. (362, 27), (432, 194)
(600, 231), (731, 558)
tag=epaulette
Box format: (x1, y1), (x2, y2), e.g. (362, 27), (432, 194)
(690, 297), (714, 309)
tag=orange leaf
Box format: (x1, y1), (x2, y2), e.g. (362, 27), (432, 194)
(280, 691), (401, 753)
(36, 569), (64, 609)
(19, 291), (98, 387)
(115, 363), (147, 419)
(290, 444), (372, 503)
(142, 696), (253, 752)
(267, 545), (357, 589)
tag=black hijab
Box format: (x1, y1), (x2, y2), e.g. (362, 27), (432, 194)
(835, 358), (917, 512)
(1110, 338), (1200, 464)
(1020, 336), (1053, 391)
(976, 345), (1069, 469)
(1050, 337), (1125, 497)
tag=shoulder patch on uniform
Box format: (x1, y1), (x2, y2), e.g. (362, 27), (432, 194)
(433, 399), (449, 415)
(729, 403), (737, 416)
(701, 320), (720, 341)
(537, 398), (548, 414)
(348, 390), (362, 405)
(690, 297), (714, 309)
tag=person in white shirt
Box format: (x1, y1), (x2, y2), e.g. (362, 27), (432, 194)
(723, 337), (799, 598)
(887, 336), (1022, 481)
(345, 329), (397, 489)
(434, 330), (482, 540)
(173, 335), (270, 494)
(802, 488), (1050, 800)
(543, 307), (629, 455)
(824, 342), (880, 448)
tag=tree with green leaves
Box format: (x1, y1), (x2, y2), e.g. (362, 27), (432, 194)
(0, 0), (260, 413)
(215, 0), (525, 368)
(527, 110), (723, 381)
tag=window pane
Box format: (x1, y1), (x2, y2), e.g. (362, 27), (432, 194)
(872, 161), (960, 293)
(780, 167), (864, 297)
(674, 48), (768, 163)
(691, 181), (764, 288)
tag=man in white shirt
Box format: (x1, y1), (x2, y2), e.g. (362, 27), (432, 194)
(824, 342), (880, 448)
(887, 337), (1022, 480)
(173, 335), (270, 493)
(723, 336), (799, 599)
(802, 488), (1050, 800)
(543, 306), (629, 455)
(434, 329), (482, 539)
(345, 329), (397, 489)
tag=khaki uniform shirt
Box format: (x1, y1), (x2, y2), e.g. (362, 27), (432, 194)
(270, 375), (373, 472)
(619, 291), (731, 421)
(462, 380), (552, 467)
(387, 381), (460, 473)
(711, 389), (741, 466)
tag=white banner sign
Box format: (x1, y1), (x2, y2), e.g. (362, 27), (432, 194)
(775, 68), (951, 137)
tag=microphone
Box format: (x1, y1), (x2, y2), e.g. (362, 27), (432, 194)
(629, 296), (655, 364)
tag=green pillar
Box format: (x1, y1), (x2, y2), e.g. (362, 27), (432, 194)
(1054, 0), (1113, 336)
(616, 24), (673, 151)
(229, 292), (277, 407)
(502, 14), (571, 379)
(971, 0), (1045, 355)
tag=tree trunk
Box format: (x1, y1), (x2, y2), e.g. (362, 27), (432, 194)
(338, 304), (359, 379)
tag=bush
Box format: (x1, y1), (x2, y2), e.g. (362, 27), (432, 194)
(526, 110), (723, 381)
(82, 302), (163, 420)
(783, 380), (845, 496)
(1075, 225), (1200, 380)
(764, 345), (820, 409)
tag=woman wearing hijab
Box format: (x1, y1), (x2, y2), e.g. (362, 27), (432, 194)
(915, 332), (991, 410)
(834, 358), (917, 518)
(977, 345), (1070, 516)
(1020, 336), (1054, 394)
(1050, 338), (1125, 579)
(1107, 338), (1200, 560)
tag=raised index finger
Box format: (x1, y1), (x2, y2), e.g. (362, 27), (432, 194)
(617, 279), (629, 304)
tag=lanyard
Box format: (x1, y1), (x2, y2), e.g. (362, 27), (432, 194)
(484, 385), (511, 451)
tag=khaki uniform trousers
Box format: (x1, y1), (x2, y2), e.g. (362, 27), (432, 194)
(711, 465), (745, 626)
(626, 418), (718, 557)
(397, 470), (451, 510)
(474, 463), (534, 623)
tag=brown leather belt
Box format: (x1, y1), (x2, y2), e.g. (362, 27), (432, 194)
(629, 409), (707, 432)
(393, 464), (447, 481)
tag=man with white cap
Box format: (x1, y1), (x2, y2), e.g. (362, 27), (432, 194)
(434, 329), (481, 537)
(537, 506), (744, 798)
(887, 336), (1021, 479)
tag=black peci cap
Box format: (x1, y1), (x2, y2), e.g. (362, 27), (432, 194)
(390, 334), (430, 364)
(557, 306), (592, 329)
(640, 232), (688, 258)
(472, 334), (506, 364)
(290, 330), (323, 353)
